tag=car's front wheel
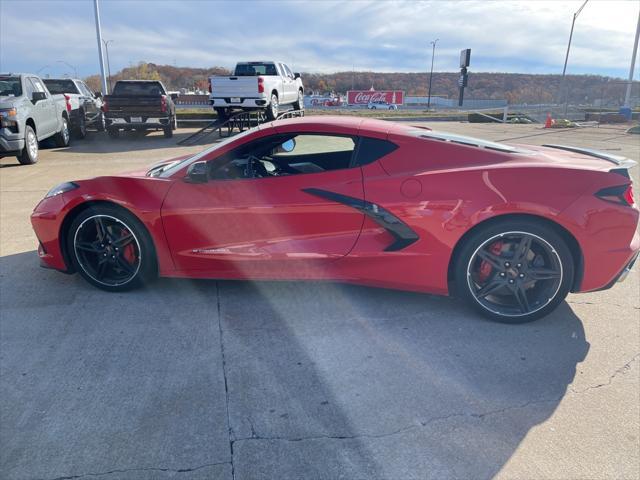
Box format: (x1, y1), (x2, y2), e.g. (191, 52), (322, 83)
(67, 205), (157, 291)
(454, 219), (573, 323)
(17, 125), (38, 165)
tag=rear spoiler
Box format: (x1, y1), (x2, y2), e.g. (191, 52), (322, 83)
(542, 144), (637, 171)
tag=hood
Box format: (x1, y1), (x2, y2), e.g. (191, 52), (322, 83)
(0, 96), (21, 109)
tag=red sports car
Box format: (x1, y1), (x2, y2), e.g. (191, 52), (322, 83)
(31, 116), (638, 323)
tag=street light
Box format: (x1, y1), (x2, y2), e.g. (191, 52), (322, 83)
(427, 39), (439, 110)
(56, 60), (78, 78)
(560, 0), (589, 115)
(102, 39), (114, 93)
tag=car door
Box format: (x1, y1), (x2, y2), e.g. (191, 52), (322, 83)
(161, 132), (365, 276)
(279, 63), (296, 104)
(28, 77), (57, 137)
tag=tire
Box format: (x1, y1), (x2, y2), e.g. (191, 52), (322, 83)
(67, 204), (157, 292)
(454, 218), (573, 323)
(266, 93), (279, 120)
(215, 108), (229, 120)
(95, 112), (106, 132)
(53, 117), (71, 147)
(107, 127), (119, 139)
(74, 113), (87, 139)
(293, 90), (304, 111)
(371, 106), (377, 110)
(17, 125), (38, 165)
(171, 113), (178, 130)
(163, 122), (173, 138)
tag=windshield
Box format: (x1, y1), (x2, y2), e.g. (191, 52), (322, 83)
(0, 76), (22, 96)
(158, 128), (257, 178)
(411, 130), (529, 154)
(112, 81), (165, 96)
(43, 79), (79, 95)
(234, 63), (278, 76)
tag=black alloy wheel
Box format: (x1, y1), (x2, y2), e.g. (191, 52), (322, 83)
(455, 220), (573, 323)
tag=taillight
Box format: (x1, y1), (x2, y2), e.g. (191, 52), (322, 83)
(160, 95), (167, 113)
(63, 94), (72, 112)
(595, 184), (635, 207)
(208, 83), (212, 93)
(258, 76), (264, 94)
(102, 99), (108, 112)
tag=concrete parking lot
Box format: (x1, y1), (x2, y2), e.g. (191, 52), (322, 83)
(1, 122), (639, 479)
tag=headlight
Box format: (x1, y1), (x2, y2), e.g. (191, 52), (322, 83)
(0, 107), (18, 118)
(45, 182), (79, 198)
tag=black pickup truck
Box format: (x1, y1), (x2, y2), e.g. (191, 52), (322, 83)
(103, 80), (178, 138)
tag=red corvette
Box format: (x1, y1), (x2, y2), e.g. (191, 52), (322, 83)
(31, 116), (638, 322)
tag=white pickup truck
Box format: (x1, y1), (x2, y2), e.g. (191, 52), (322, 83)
(209, 61), (304, 120)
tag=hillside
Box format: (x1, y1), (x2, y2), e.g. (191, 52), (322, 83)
(85, 62), (637, 105)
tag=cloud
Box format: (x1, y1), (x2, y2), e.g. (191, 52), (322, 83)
(1, 0), (638, 78)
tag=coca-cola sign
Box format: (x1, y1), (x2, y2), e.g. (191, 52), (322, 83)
(347, 90), (404, 105)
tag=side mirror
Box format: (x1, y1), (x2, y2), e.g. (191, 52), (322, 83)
(95, 91), (102, 98)
(281, 139), (296, 152)
(294, 73), (301, 79)
(170, 93), (179, 100)
(185, 161), (209, 183)
(32, 91), (46, 103)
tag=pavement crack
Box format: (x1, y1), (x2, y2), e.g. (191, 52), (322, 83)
(570, 353), (640, 394)
(38, 461), (232, 480)
(233, 397), (560, 444)
(216, 281), (236, 479)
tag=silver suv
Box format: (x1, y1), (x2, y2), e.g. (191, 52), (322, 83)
(0, 73), (71, 165)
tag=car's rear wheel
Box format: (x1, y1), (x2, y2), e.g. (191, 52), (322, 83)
(163, 120), (173, 138)
(266, 94), (279, 120)
(293, 90), (304, 111)
(454, 219), (573, 323)
(96, 112), (106, 131)
(18, 126), (38, 165)
(54, 117), (70, 147)
(74, 114), (87, 139)
(67, 205), (157, 291)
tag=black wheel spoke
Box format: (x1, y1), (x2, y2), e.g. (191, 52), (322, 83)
(475, 278), (504, 298)
(95, 260), (108, 280)
(116, 256), (135, 275)
(510, 283), (531, 314)
(113, 233), (134, 248)
(95, 217), (107, 241)
(514, 235), (532, 263)
(76, 241), (100, 253)
(528, 267), (560, 280)
(477, 249), (503, 270)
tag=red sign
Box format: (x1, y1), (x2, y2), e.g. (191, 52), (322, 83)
(347, 90), (404, 105)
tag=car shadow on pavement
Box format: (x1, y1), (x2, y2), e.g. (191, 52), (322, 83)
(0, 251), (589, 479)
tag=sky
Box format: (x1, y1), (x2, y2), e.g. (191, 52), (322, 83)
(0, 0), (638, 79)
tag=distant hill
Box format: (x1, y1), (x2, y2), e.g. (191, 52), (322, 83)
(85, 62), (637, 105)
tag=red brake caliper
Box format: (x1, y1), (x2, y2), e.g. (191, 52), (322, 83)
(120, 229), (136, 264)
(478, 241), (503, 282)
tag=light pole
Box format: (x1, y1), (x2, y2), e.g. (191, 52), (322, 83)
(102, 39), (114, 93)
(56, 60), (78, 78)
(36, 65), (51, 75)
(427, 39), (439, 110)
(93, 0), (108, 94)
(623, 8), (640, 108)
(560, 0), (589, 115)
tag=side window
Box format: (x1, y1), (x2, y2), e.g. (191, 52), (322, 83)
(209, 133), (357, 180)
(78, 82), (92, 96)
(24, 78), (36, 98)
(283, 65), (294, 79)
(31, 78), (47, 95)
(355, 137), (398, 166)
